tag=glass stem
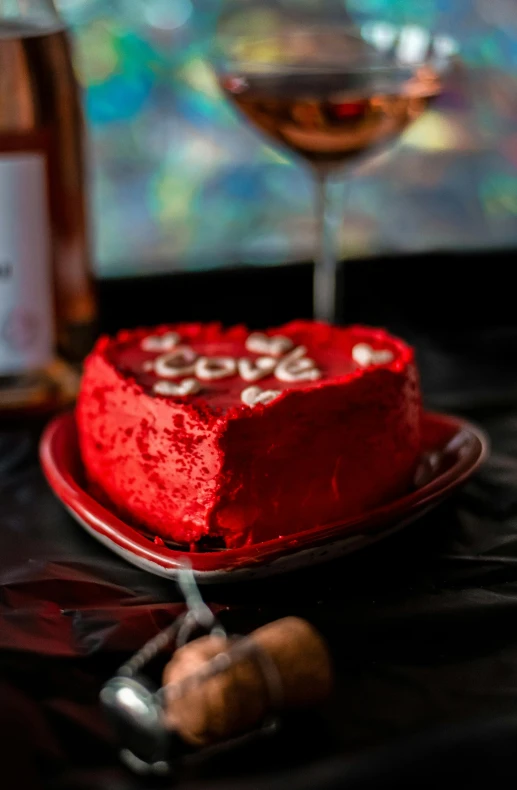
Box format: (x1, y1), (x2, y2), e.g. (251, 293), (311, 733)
(313, 171), (338, 323)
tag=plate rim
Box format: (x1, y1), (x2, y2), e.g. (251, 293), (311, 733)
(40, 411), (489, 580)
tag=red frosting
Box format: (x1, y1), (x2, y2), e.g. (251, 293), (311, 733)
(76, 321), (422, 548)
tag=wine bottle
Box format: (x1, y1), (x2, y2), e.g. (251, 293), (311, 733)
(0, 0), (97, 412)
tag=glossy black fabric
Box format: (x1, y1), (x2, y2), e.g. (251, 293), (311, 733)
(3, 284), (517, 788)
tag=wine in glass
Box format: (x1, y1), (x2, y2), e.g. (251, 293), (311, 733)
(214, 8), (452, 322)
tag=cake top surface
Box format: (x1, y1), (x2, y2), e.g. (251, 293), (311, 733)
(95, 321), (413, 416)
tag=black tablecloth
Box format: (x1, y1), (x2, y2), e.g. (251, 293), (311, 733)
(3, 319), (517, 790)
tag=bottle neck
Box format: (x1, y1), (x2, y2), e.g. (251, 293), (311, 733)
(0, 0), (61, 28)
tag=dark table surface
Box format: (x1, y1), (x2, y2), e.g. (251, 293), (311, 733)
(3, 257), (517, 789)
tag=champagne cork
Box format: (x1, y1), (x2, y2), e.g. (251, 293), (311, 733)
(162, 617), (333, 746)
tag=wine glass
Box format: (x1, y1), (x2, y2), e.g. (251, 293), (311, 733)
(211, 3), (455, 323)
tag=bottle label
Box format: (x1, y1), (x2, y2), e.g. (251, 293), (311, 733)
(0, 153), (54, 376)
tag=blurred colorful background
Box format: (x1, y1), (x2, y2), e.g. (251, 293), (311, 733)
(57, 0), (517, 278)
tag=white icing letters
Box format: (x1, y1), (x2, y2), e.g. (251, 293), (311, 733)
(238, 356), (277, 382)
(143, 331), (325, 399)
(154, 347), (198, 378)
(275, 345), (321, 383)
(195, 356), (237, 381)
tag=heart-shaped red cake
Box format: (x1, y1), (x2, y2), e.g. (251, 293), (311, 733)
(77, 321), (422, 548)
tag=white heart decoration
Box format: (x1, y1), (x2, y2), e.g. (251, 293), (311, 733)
(141, 332), (181, 352)
(372, 349), (394, 364)
(241, 385), (281, 408)
(275, 346), (321, 383)
(245, 333), (294, 358)
(153, 378), (201, 396)
(352, 343), (394, 367)
(154, 347), (198, 379)
(238, 356), (277, 382)
(195, 356), (237, 381)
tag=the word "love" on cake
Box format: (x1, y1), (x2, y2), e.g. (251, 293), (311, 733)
(140, 331), (322, 405)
